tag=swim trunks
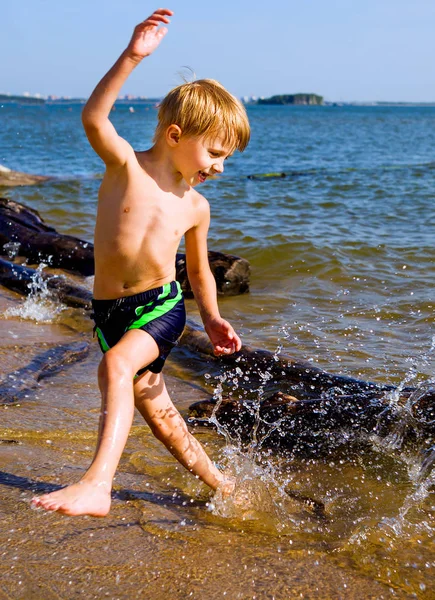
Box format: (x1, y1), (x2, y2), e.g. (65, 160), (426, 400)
(91, 281), (186, 374)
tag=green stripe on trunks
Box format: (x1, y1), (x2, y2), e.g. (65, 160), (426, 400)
(128, 281), (183, 331)
(95, 327), (110, 352)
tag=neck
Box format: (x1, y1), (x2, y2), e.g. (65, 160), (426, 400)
(141, 140), (188, 192)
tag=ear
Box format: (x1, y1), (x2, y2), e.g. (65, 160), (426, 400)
(166, 124), (182, 147)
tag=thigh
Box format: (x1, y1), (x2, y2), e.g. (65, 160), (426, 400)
(105, 328), (160, 377)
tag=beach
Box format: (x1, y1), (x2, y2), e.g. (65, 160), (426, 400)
(0, 102), (434, 598)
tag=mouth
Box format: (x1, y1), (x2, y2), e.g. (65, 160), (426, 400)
(198, 171), (209, 183)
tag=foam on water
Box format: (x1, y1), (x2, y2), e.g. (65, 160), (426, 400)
(4, 263), (66, 323)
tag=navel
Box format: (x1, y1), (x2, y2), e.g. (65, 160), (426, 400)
(123, 282), (130, 289)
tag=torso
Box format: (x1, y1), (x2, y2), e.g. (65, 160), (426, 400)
(93, 151), (202, 299)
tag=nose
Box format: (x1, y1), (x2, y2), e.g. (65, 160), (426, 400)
(213, 158), (224, 174)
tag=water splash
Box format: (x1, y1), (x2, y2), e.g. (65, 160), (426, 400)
(209, 447), (281, 522)
(4, 263), (65, 323)
(202, 331), (435, 546)
(2, 241), (21, 259)
(374, 336), (435, 451)
(203, 366), (323, 530)
(349, 339), (435, 547)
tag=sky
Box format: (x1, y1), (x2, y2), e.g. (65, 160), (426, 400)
(1, 0), (435, 102)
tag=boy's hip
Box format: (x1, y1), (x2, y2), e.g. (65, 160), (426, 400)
(91, 280), (185, 348)
(91, 281), (180, 312)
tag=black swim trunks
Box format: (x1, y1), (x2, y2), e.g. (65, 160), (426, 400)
(91, 281), (186, 374)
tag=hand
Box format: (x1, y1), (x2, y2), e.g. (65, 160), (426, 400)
(126, 8), (173, 62)
(205, 317), (242, 356)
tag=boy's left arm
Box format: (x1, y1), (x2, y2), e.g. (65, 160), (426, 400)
(185, 199), (242, 356)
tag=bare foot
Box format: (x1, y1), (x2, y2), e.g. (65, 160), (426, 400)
(216, 478), (236, 499)
(31, 480), (111, 517)
(210, 478), (253, 517)
(220, 481), (251, 508)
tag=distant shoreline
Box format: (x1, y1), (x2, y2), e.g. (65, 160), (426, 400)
(324, 101), (435, 107)
(1, 93), (435, 108)
(0, 94), (160, 106)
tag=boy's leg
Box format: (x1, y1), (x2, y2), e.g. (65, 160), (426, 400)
(31, 329), (161, 517)
(133, 371), (226, 490)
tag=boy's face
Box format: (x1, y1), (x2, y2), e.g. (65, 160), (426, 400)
(173, 133), (234, 187)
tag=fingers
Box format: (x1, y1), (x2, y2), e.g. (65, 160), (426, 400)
(207, 319), (242, 356)
(213, 329), (242, 355)
(153, 8), (174, 17)
(156, 26), (168, 39)
(213, 339), (239, 356)
(214, 346), (231, 356)
(223, 326), (242, 353)
(232, 331), (242, 352)
(140, 8), (173, 27)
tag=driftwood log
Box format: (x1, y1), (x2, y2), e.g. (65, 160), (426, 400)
(189, 389), (435, 457)
(0, 258), (92, 309)
(247, 171), (312, 181)
(0, 341), (90, 404)
(0, 197), (94, 275)
(0, 198), (250, 295)
(183, 323), (435, 456)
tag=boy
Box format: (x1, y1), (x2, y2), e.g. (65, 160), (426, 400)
(31, 8), (250, 516)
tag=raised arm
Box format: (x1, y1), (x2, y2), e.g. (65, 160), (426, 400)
(82, 9), (173, 166)
(185, 196), (242, 356)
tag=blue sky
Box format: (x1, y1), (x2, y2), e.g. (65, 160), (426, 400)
(2, 0), (435, 102)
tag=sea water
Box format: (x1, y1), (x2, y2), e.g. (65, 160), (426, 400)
(0, 102), (434, 598)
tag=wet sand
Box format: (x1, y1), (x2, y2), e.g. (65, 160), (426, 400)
(0, 288), (431, 599)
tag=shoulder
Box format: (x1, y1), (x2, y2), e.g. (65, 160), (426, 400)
(189, 189), (210, 224)
(183, 189), (210, 238)
(103, 146), (140, 177)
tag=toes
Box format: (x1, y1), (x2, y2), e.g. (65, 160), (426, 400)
(39, 500), (57, 511)
(31, 494), (61, 512)
(31, 495), (48, 507)
(44, 499), (61, 511)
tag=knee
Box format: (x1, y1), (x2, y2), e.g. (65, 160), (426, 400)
(98, 350), (133, 388)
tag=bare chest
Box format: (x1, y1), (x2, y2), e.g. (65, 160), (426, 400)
(95, 175), (193, 255)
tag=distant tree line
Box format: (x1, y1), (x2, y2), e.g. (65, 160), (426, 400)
(257, 94), (323, 106)
(0, 94), (45, 105)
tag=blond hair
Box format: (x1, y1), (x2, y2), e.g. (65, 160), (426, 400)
(154, 79), (250, 152)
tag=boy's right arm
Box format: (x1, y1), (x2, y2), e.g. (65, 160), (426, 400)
(82, 9), (173, 166)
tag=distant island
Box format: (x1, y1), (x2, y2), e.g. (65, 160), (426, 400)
(257, 94), (323, 106)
